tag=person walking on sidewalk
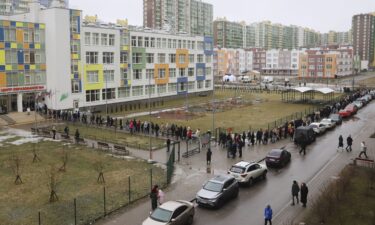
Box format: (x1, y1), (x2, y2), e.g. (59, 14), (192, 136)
(64, 126), (69, 138)
(264, 204), (273, 225)
(299, 134), (307, 155)
(337, 135), (344, 152)
(291, 180), (300, 205)
(206, 148), (212, 165)
(52, 126), (57, 139)
(358, 141), (368, 159)
(150, 185), (159, 211)
(166, 138), (171, 152)
(74, 129), (80, 144)
(300, 183), (309, 207)
(346, 135), (353, 152)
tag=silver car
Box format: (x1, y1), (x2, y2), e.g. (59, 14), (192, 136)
(196, 175), (239, 208)
(142, 200), (194, 225)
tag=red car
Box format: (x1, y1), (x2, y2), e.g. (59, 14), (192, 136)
(339, 104), (357, 118)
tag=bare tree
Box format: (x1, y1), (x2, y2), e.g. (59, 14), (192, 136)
(32, 143), (41, 163)
(58, 149), (69, 172)
(9, 154), (23, 185)
(47, 165), (60, 203)
(93, 160), (105, 184)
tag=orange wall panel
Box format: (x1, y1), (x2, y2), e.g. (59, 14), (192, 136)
(0, 72), (6, 86)
(16, 29), (24, 43)
(154, 64), (170, 85)
(176, 49), (189, 68)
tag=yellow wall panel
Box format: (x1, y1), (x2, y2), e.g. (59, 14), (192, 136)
(0, 50), (5, 65)
(16, 29), (24, 43)
(18, 65), (24, 70)
(23, 43), (29, 49)
(0, 72), (6, 86)
(16, 22), (23, 27)
(35, 43), (41, 49)
(39, 24), (45, 29)
(5, 65), (12, 71)
(84, 64), (104, 91)
(122, 46), (129, 51)
(3, 21), (10, 27)
(11, 43), (17, 49)
(28, 23), (34, 28)
(30, 65), (36, 70)
(40, 64), (46, 70)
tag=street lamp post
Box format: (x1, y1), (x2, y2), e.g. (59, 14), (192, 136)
(148, 72), (153, 162)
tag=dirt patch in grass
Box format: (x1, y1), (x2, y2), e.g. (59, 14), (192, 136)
(0, 138), (166, 225)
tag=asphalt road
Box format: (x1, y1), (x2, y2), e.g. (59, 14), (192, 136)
(191, 101), (375, 225)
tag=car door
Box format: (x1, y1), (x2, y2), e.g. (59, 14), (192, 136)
(247, 165), (256, 179)
(222, 179), (233, 200)
(171, 205), (188, 225)
(254, 164), (262, 178)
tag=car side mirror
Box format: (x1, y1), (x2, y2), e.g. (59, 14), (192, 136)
(223, 188), (227, 192)
(171, 218), (176, 222)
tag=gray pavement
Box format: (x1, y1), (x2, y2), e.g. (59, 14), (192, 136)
(96, 101), (375, 225)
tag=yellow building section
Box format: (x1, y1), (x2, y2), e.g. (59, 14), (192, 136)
(83, 64), (104, 91)
(10, 43), (17, 49)
(324, 54), (337, 78)
(0, 50), (5, 65)
(35, 43), (41, 49)
(176, 49), (189, 68)
(16, 29), (23, 43)
(298, 55), (308, 78)
(0, 72), (6, 86)
(5, 65), (12, 71)
(71, 54), (79, 60)
(122, 46), (129, 51)
(120, 63), (128, 69)
(154, 64), (169, 85)
(16, 22), (23, 27)
(73, 34), (80, 40)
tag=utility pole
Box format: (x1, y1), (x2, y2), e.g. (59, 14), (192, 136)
(148, 72), (153, 162)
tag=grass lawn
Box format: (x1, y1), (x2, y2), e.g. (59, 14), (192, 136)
(55, 123), (166, 150)
(304, 166), (375, 225)
(0, 137), (166, 225)
(358, 76), (375, 87)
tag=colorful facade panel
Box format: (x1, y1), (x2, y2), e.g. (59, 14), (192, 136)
(176, 49), (189, 68)
(154, 64), (169, 85)
(83, 64), (104, 91)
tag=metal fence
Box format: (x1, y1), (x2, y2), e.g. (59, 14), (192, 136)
(30, 168), (168, 225)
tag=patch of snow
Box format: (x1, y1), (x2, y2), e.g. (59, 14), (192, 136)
(9, 137), (43, 146)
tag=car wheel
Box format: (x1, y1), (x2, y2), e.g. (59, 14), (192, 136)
(262, 171), (267, 180)
(248, 177), (254, 186)
(187, 215), (194, 225)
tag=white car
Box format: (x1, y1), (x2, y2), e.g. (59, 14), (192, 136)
(228, 161), (267, 186)
(142, 200), (195, 225)
(352, 100), (363, 109)
(308, 122), (327, 135)
(320, 118), (336, 130)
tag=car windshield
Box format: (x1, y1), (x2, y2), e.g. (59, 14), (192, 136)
(330, 115), (339, 119)
(203, 181), (223, 192)
(268, 150), (281, 157)
(230, 166), (245, 174)
(150, 208), (173, 223)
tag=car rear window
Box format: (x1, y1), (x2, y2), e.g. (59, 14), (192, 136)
(268, 151), (281, 157)
(230, 166), (245, 173)
(204, 181), (223, 192)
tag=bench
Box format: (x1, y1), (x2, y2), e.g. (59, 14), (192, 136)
(97, 141), (110, 151)
(113, 145), (130, 156)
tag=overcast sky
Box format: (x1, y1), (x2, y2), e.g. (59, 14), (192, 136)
(71, 0), (375, 33)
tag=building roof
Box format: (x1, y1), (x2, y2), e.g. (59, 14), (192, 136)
(291, 87), (334, 94)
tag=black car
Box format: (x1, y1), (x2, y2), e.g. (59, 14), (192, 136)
(265, 148), (291, 167)
(196, 175), (239, 208)
(294, 126), (316, 145)
(329, 114), (342, 125)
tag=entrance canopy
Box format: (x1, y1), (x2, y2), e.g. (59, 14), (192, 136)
(282, 87), (335, 103)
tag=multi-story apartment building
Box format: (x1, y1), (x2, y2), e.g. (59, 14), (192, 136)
(213, 18), (245, 49)
(213, 48), (253, 78)
(262, 49), (301, 76)
(213, 19), (321, 50)
(143, 0), (213, 36)
(0, 1), (213, 112)
(352, 13), (375, 68)
(298, 47), (353, 79)
(251, 48), (266, 72)
(0, 0), (68, 15)
(321, 30), (353, 46)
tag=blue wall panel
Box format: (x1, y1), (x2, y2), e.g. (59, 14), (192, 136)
(0, 28), (4, 42)
(17, 50), (24, 64)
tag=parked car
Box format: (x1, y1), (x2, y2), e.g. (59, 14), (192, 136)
(329, 114), (342, 125)
(196, 175), (239, 208)
(352, 100), (363, 109)
(308, 122), (327, 135)
(265, 148), (291, 167)
(142, 200), (195, 225)
(228, 161), (268, 186)
(320, 118), (336, 129)
(294, 126), (316, 145)
(339, 104), (357, 118)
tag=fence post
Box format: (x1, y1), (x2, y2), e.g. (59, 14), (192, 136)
(128, 176), (131, 203)
(186, 140), (189, 158)
(38, 211), (41, 225)
(178, 142), (181, 162)
(74, 198), (77, 225)
(103, 186), (106, 216)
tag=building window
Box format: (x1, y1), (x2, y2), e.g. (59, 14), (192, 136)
(104, 70), (115, 83)
(102, 88), (116, 100)
(132, 86), (143, 96)
(109, 34), (115, 46)
(133, 69), (142, 80)
(137, 36), (143, 47)
(23, 31), (30, 43)
(206, 67), (211, 76)
(188, 81), (195, 91)
(169, 83), (177, 92)
(326, 57), (333, 62)
(179, 68), (186, 77)
(86, 52), (98, 64)
(146, 53), (154, 63)
(196, 68), (204, 76)
(206, 56), (212, 63)
(169, 68), (176, 78)
(93, 33), (99, 45)
(189, 54), (194, 63)
(24, 52), (30, 64)
(85, 32), (91, 45)
(179, 55), (186, 64)
(205, 80), (211, 88)
(197, 41), (204, 50)
(145, 85), (155, 95)
(197, 80), (204, 89)
(118, 87), (130, 98)
(131, 36), (137, 47)
(145, 37), (150, 47)
(101, 33), (108, 46)
(120, 52), (128, 64)
(146, 69), (154, 79)
(133, 52), (143, 64)
(188, 68), (194, 77)
(103, 52), (114, 64)
(121, 35), (129, 45)
(71, 41), (79, 54)
(178, 82), (186, 92)
(121, 68), (129, 79)
(156, 38), (161, 48)
(86, 90), (100, 102)
(158, 53), (166, 63)
(169, 54), (176, 63)
(158, 68), (166, 78)
(87, 71), (99, 83)
(150, 38), (155, 48)
(157, 84), (167, 94)
(197, 54), (204, 63)
(34, 31), (40, 43)
(71, 80), (80, 93)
